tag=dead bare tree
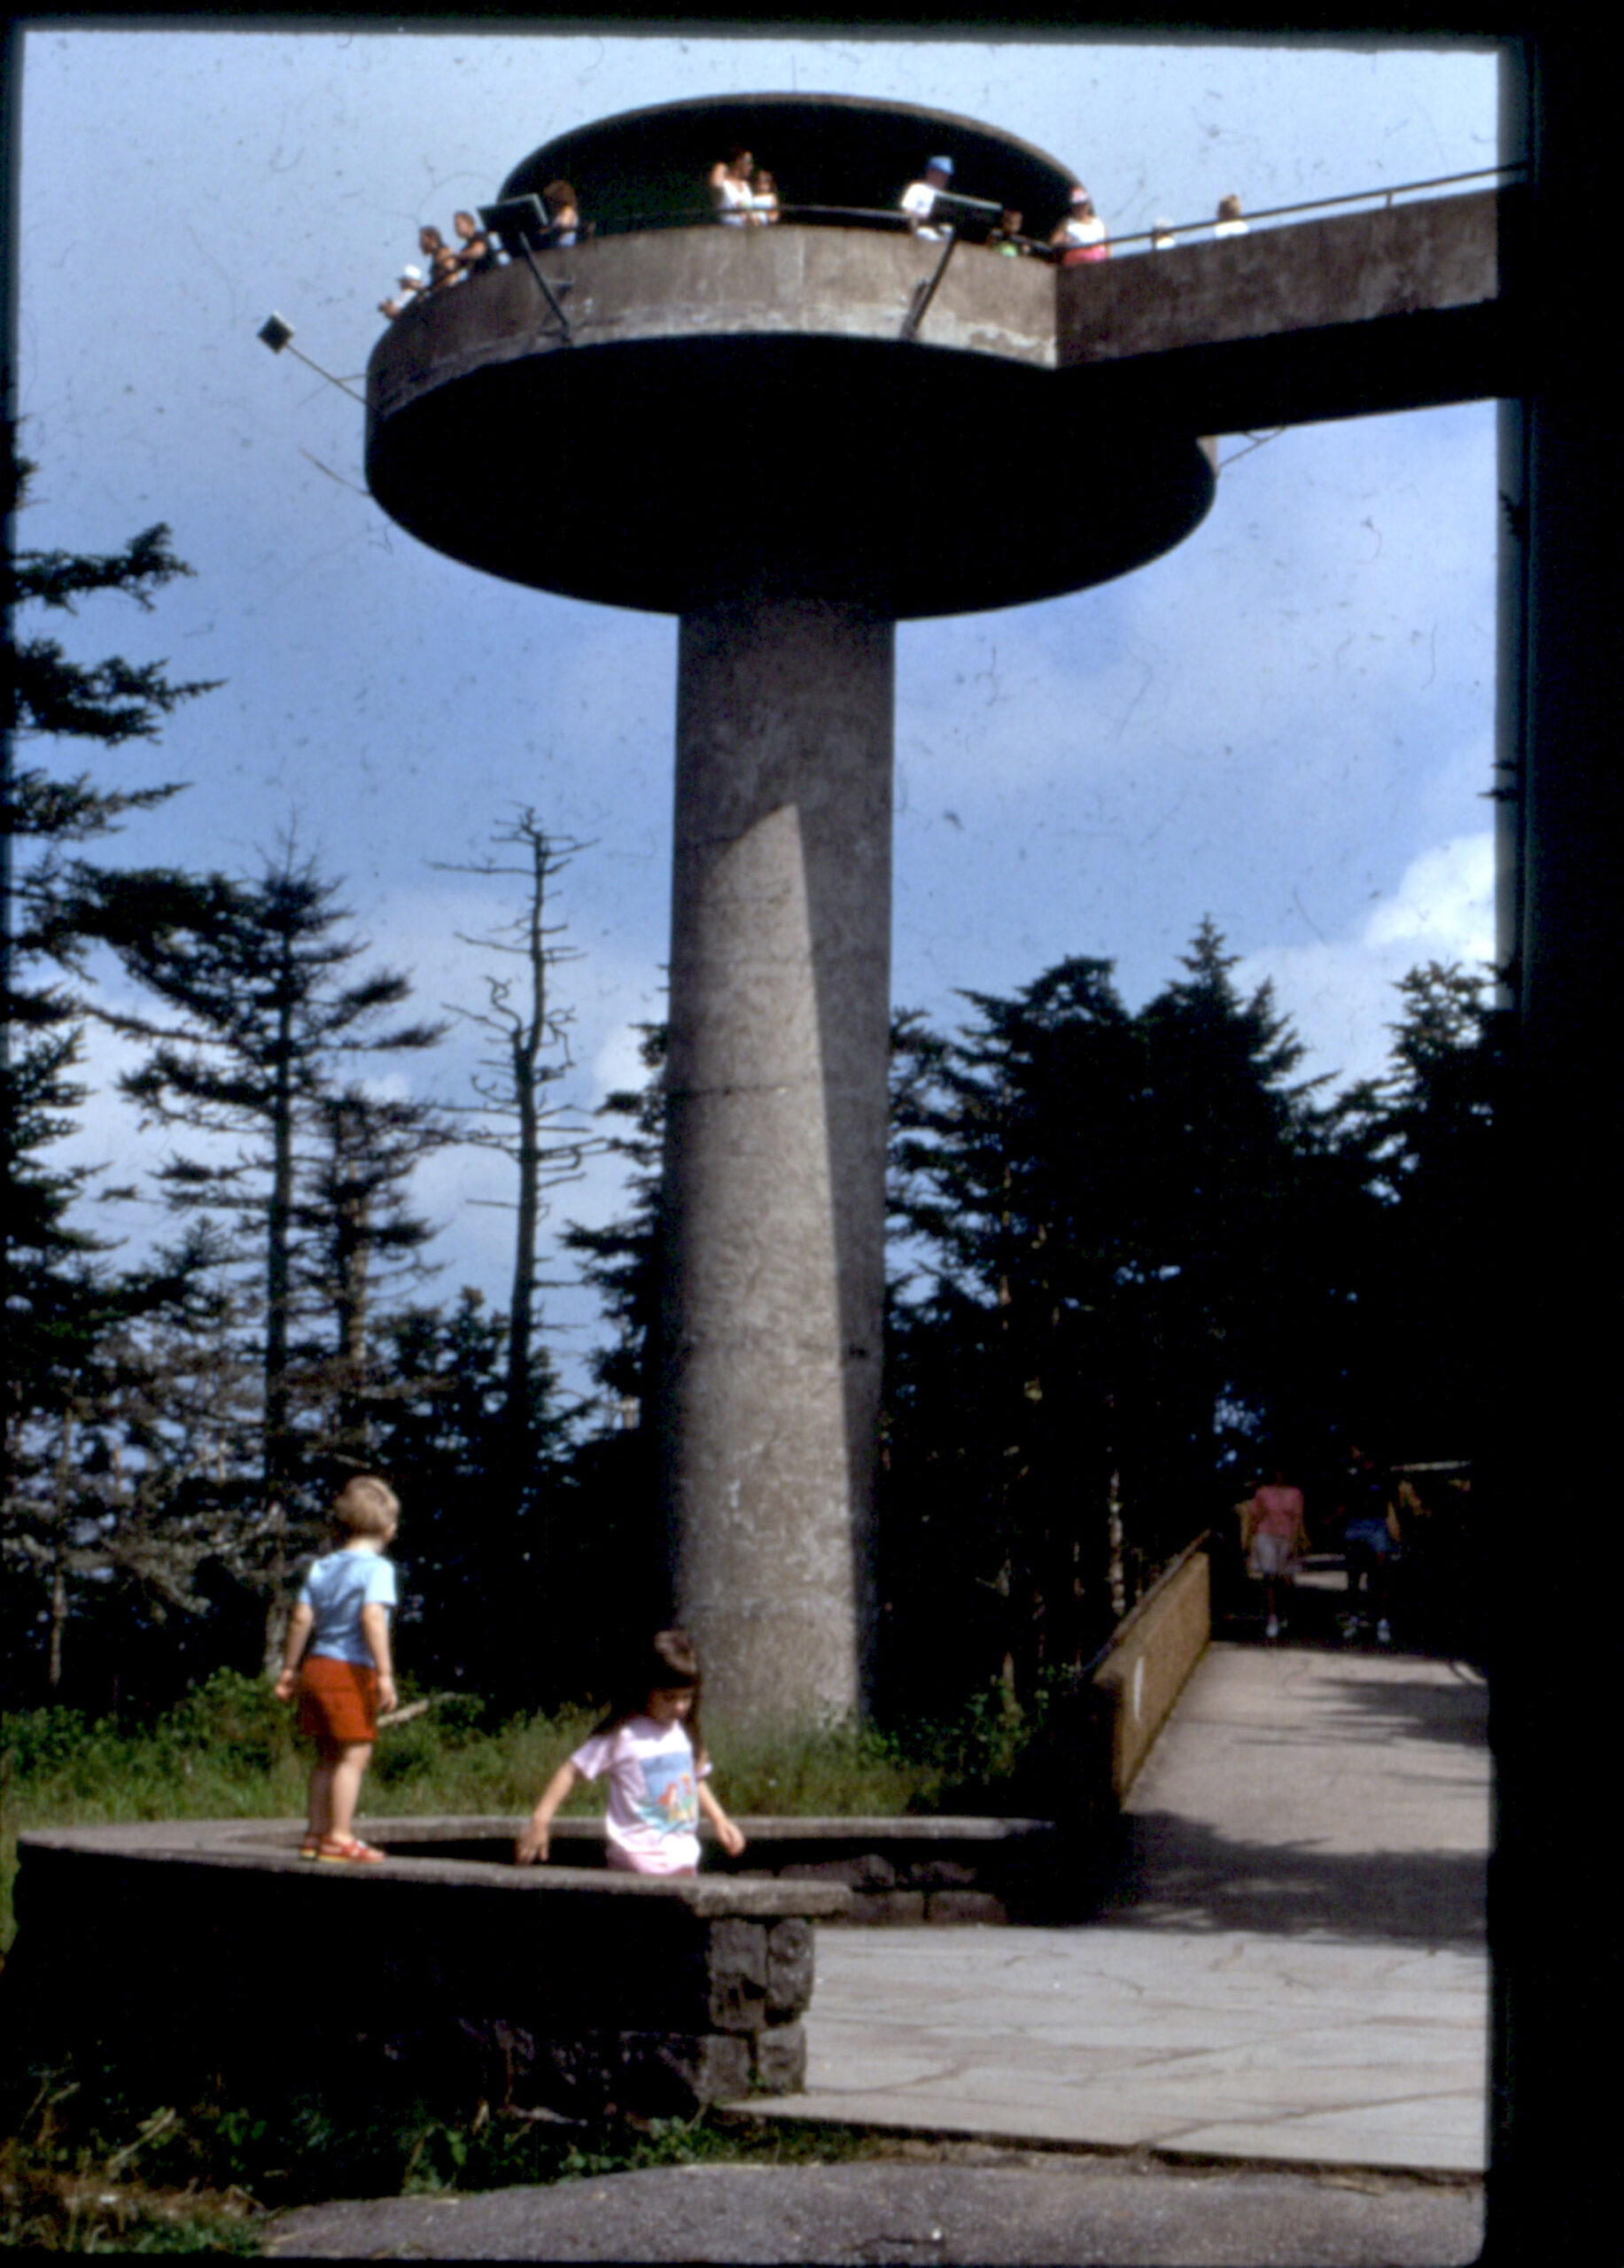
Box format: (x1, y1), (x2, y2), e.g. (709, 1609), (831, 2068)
(434, 812), (599, 1477)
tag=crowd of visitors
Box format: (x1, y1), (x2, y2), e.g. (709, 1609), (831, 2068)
(377, 188), (579, 317)
(377, 153), (1252, 321)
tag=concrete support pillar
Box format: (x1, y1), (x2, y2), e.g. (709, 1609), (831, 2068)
(658, 599), (894, 1724)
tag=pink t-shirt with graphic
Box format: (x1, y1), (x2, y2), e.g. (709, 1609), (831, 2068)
(571, 1715), (709, 1875)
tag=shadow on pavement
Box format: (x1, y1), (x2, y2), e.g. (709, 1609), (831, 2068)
(1091, 1808), (1487, 1946)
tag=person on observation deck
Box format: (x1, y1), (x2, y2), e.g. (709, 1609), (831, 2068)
(538, 181), (582, 248)
(379, 262), (423, 319)
(987, 207), (1031, 255)
(901, 155), (956, 242)
(453, 208), (500, 275)
(709, 148), (756, 227)
(1051, 186), (1109, 265)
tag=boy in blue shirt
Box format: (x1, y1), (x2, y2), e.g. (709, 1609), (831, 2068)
(275, 1475), (400, 1861)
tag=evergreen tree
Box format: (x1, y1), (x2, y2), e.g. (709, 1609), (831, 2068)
(370, 1287), (594, 1711)
(2, 450), (218, 1682)
(882, 926), (1354, 1709)
(884, 961), (1142, 1708)
(561, 1021), (667, 1417)
(292, 1084), (448, 1468)
(556, 1022), (671, 1653)
(1350, 959), (1501, 1459)
(1122, 917), (1340, 1531)
(111, 842), (447, 1666)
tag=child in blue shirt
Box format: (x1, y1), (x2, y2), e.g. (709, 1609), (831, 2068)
(275, 1475), (400, 1862)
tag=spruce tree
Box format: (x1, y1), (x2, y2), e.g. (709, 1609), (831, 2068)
(2, 451), (218, 1688)
(885, 960), (1141, 1706)
(112, 842), (447, 1666)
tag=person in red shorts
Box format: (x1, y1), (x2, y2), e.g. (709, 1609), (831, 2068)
(275, 1475), (400, 1862)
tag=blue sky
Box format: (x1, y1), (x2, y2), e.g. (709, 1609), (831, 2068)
(16, 25), (1502, 1394)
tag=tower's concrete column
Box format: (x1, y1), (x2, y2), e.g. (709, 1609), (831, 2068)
(660, 599), (894, 1722)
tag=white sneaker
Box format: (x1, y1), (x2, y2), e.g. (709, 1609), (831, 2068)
(1265, 1614), (1280, 1640)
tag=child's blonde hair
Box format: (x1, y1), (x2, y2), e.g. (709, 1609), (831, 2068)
(334, 1474), (400, 1537)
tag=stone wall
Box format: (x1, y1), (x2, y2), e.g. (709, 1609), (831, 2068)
(0, 1822), (847, 2125)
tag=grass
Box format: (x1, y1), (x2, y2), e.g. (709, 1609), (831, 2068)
(0, 2060), (905, 2251)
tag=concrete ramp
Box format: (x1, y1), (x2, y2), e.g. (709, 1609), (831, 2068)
(759, 1644), (1489, 2174)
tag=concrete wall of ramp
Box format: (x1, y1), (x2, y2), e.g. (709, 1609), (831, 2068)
(1091, 1535), (1212, 1804)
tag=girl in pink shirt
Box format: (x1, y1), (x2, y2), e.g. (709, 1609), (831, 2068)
(515, 1629), (746, 1875)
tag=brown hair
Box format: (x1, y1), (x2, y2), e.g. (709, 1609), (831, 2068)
(597, 1627), (706, 1762)
(334, 1474), (400, 1538)
(543, 180), (578, 211)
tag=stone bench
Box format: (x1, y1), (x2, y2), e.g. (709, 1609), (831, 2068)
(1, 1818), (849, 2124)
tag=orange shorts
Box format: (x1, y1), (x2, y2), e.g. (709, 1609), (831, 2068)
(296, 1655), (378, 1747)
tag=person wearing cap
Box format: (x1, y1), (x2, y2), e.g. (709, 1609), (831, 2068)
(901, 155), (955, 241)
(1050, 186), (1109, 267)
(378, 263), (424, 319)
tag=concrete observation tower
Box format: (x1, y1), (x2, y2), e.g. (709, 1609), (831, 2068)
(366, 95), (1216, 1723)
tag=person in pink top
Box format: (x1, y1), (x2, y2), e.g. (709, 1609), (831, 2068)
(515, 1629), (746, 1876)
(1240, 1464), (1309, 1640)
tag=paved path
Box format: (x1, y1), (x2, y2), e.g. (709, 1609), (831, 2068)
(265, 2153), (1484, 2262)
(756, 1644), (1490, 2175)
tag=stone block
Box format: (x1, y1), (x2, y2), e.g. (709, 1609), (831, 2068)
(765, 1917), (814, 2019)
(925, 1889), (1010, 1924)
(843, 1890), (925, 1924)
(616, 2030), (753, 2113)
(704, 1917), (767, 2031)
(751, 2021), (807, 2093)
(913, 1857), (980, 1889)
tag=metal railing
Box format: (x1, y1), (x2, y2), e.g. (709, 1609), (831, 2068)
(1105, 162), (1521, 258)
(501, 162), (1520, 258)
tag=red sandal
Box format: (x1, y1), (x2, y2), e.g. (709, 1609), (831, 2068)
(315, 1836), (385, 1864)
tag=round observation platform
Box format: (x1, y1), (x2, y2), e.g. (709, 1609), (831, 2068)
(365, 95), (1216, 619)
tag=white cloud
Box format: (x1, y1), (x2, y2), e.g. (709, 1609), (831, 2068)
(1237, 830), (1496, 1091)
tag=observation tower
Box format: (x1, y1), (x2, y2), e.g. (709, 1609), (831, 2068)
(366, 94), (1217, 1720)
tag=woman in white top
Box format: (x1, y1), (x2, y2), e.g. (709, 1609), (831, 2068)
(709, 148), (755, 226)
(1051, 187), (1109, 266)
